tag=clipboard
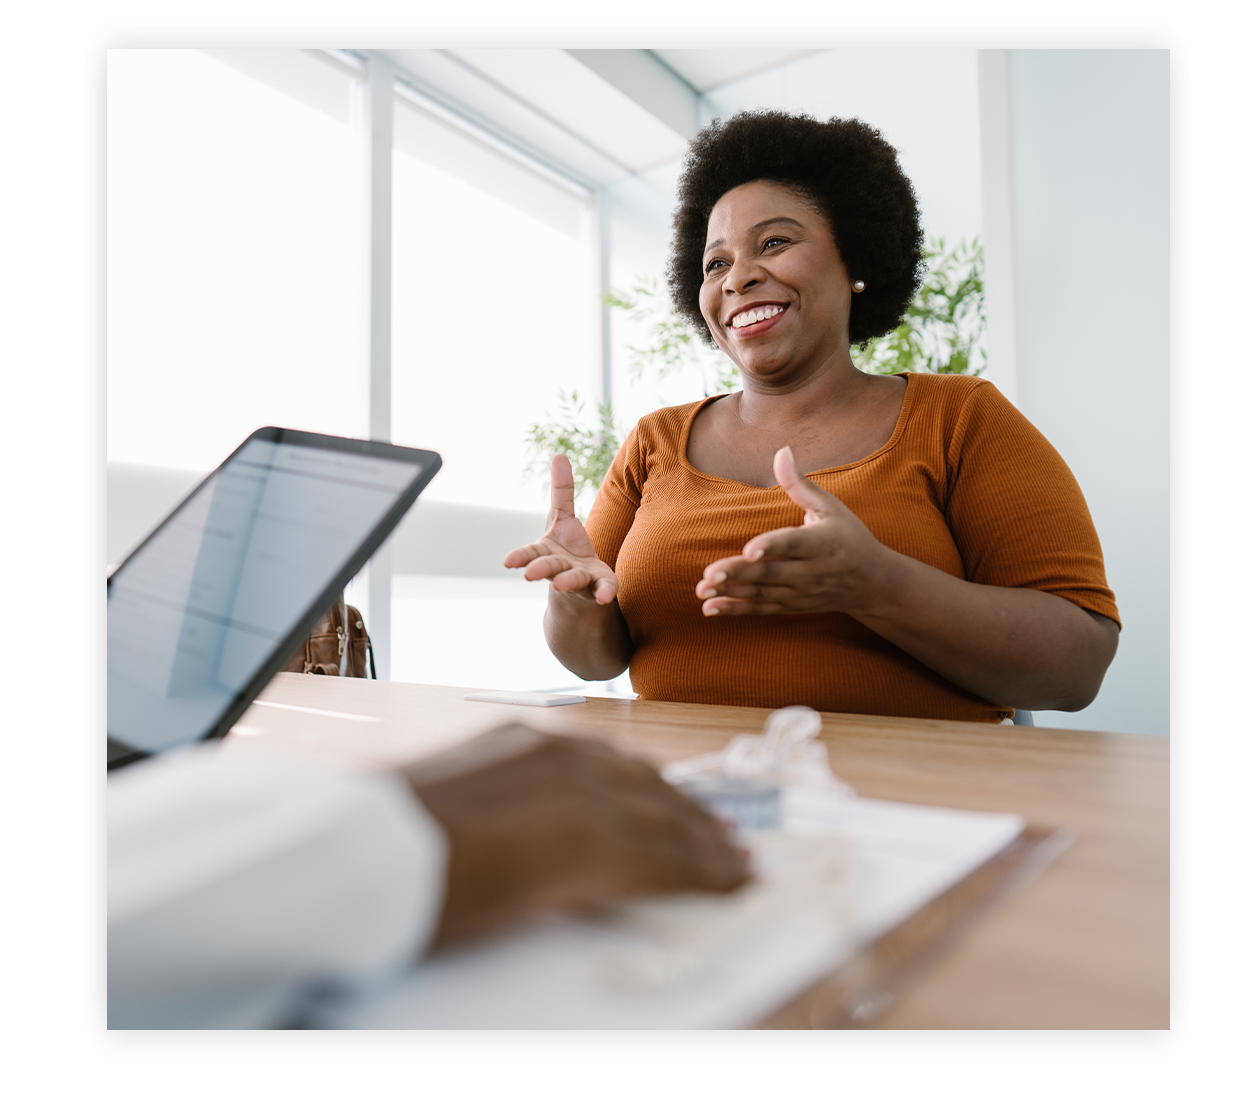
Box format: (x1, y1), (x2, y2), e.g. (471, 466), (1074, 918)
(756, 823), (1070, 1027)
(323, 799), (1065, 1030)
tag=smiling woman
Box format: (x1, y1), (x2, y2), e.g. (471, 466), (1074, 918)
(505, 110), (1121, 724)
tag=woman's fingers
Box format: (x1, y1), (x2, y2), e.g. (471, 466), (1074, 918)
(701, 596), (787, 617)
(508, 458), (615, 591)
(523, 553), (578, 583)
(506, 541), (578, 574)
(505, 525), (618, 602)
(742, 522), (824, 565)
(695, 537), (823, 612)
(503, 542), (544, 570)
(548, 454), (577, 524)
(698, 580), (796, 603)
(592, 575), (619, 605)
(550, 564), (619, 604)
(522, 555), (617, 602)
(773, 445), (839, 521)
(700, 528), (814, 587)
(549, 565), (596, 593)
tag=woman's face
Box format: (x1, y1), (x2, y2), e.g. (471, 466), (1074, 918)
(698, 179), (853, 385)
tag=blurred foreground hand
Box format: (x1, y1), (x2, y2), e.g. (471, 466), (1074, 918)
(401, 724), (750, 948)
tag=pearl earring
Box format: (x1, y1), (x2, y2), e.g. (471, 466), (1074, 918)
(852, 280), (866, 293)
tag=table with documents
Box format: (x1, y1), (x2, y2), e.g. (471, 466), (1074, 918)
(226, 674), (1169, 1029)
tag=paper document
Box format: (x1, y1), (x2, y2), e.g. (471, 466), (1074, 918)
(327, 797), (1024, 1029)
(463, 691), (586, 707)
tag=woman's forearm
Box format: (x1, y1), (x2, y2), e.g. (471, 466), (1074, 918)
(850, 549), (1119, 712)
(543, 588), (635, 682)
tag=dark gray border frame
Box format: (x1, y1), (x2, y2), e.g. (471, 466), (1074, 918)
(106, 426), (441, 770)
(85, 15), (1183, 1063)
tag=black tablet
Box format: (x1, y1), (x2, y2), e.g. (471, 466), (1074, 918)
(107, 427), (441, 770)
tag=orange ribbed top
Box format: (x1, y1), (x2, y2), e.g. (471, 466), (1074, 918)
(585, 372), (1120, 723)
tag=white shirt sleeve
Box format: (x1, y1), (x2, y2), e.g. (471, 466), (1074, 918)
(107, 745), (448, 1029)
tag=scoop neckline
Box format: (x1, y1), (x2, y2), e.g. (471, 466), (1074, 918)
(679, 372), (918, 490)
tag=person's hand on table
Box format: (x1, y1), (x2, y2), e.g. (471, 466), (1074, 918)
(400, 723), (750, 948)
(504, 454), (618, 605)
(696, 445), (891, 617)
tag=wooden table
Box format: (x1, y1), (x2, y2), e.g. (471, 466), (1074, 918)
(228, 673), (1169, 1030)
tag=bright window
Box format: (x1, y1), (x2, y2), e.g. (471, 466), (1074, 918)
(388, 94), (615, 691)
(390, 94), (598, 513)
(107, 49), (360, 472)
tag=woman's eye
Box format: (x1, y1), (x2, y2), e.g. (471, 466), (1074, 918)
(704, 258), (727, 274)
(763, 236), (788, 249)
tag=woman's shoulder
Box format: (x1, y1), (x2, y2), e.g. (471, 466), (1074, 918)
(902, 370), (996, 404)
(901, 371), (1018, 432)
(899, 371), (1057, 474)
(628, 398), (718, 453)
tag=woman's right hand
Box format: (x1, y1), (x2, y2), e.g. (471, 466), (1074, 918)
(504, 455), (619, 605)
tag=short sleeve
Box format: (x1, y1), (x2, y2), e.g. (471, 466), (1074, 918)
(944, 382), (1121, 627)
(585, 423), (646, 571)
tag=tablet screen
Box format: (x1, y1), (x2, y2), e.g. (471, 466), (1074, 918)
(107, 432), (437, 760)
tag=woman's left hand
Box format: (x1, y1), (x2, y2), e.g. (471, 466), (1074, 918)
(696, 448), (1119, 712)
(695, 446), (893, 617)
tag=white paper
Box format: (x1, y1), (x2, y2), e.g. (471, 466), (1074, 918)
(462, 691), (586, 707)
(326, 797), (1024, 1029)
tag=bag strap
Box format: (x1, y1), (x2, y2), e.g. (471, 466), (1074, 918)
(365, 627), (377, 679)
(336, 592), (349, 677)
(342, 602), (377, 680)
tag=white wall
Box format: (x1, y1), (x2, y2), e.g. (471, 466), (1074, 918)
(1001, 50), (1170, 735)
(700, 49), (984, 249)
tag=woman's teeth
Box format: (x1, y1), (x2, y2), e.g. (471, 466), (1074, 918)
(731, 305), (783, 329)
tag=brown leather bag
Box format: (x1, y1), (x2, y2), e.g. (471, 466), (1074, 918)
(280, 592), (376, 678)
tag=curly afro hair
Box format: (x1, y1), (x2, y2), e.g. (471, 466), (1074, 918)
(667, 110), (925, 348)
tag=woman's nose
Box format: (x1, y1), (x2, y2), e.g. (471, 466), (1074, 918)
(723, 255), (764, 294)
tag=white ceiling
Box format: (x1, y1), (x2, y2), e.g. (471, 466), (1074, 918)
(447, 48), (690, 175)
(379, 48), (824, 191)
(650, 50), (819, 93)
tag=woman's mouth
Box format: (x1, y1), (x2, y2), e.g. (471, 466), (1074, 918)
(728, 304), (787, 337)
